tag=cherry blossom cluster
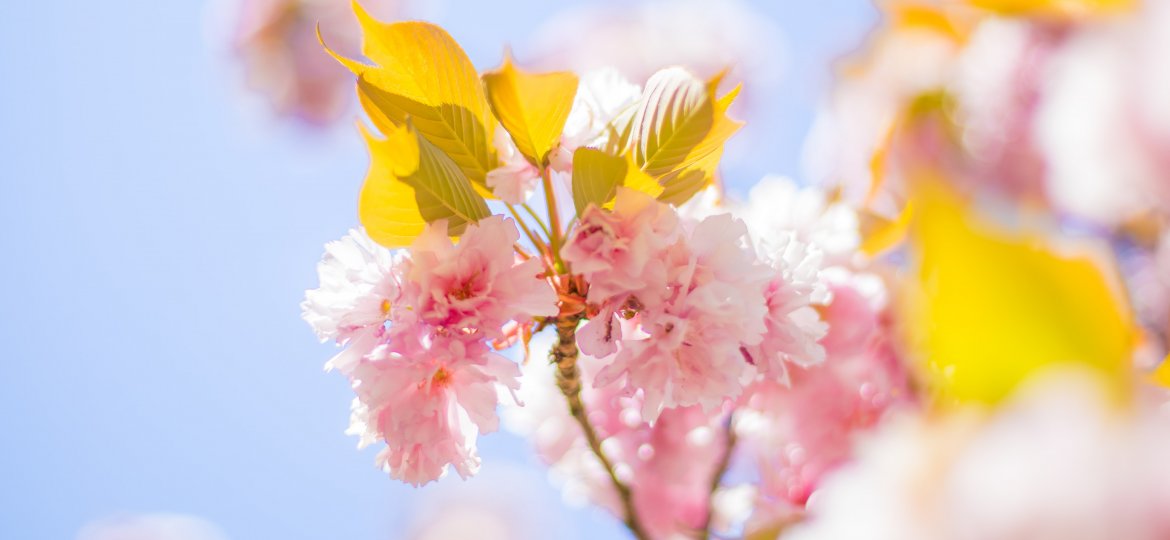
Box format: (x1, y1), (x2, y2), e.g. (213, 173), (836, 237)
(304, 217), (557, 485)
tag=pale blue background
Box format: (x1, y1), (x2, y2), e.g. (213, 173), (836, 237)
(0, 0), (873, 538)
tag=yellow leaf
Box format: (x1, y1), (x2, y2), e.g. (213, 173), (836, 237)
(483, 54), (579, 167)
(358, 123), (426, 248)
(858, 200), (914, 256)
(323, 4), (497, 189)
(358, 122), (490, 248)
(1150, 355), (1170, 389)
(628, 68), (742, 205)
(621, 152), (664, 201)
(968, 0), (1134, 17)
(901, 181), (1135, 407)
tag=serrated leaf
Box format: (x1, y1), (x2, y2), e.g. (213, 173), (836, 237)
(901, 181), (1136, 407)
(401, 129), (491, 237)
(484, 54), (579, 167)
(628, 68), (743, 205)
(322, 5), (497, 189)
(571, 148), (625, 216)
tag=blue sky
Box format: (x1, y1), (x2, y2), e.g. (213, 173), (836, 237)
(0, 1), (873, 538)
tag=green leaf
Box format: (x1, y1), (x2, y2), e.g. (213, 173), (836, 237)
(400, 129), (491, 237)
(628, 68), (743, 205)
(571, 147), (626, 216)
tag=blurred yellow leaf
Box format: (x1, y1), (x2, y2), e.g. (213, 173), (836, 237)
(1149, 354), (1170, 389)
(903, 182), (1135, 406)
(629, 68), (742, 205)
(323, 4), (497, 189)
(969, 0), (1134, 17)
(858, 201), (914, 256)
(483, 55), (579, 167)
(359, 122), (490, 248)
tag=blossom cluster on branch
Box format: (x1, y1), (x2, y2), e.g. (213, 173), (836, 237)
(299, 1), (1170, 539)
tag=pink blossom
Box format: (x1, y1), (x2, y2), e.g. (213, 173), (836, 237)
(593, 213), (774, 421)
(562, 188), (679, 303)
(347, 330), (520, 486)
(737, 272), (911, 515)
(743, 233), (829, 382)
(486, 128), (541, 205)
(397, 216), (558, 340)
(302, 229), (402, 374)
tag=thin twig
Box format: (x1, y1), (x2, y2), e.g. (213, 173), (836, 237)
(520, 201), (554, 241)
(551, 311), (650, 540)
(700, 414), (738, 540)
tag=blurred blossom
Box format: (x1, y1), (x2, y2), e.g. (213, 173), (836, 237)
(785, 370), (1170, 540)
(1035, 0), (1170, 226)
(77, 514), (228, 540)
(505, 332), (731, 540)
(528, 0), (783, 115)
(803, 2), (971, 214)
(229, 0), (404, 125)
(736, 269), (913, 535)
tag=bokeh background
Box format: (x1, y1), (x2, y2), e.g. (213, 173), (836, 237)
(0, 1), (876, 537)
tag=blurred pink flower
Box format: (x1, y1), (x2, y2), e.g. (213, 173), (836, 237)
(506, 333), (730, 540)
(786, 370), (1170, 540)
(735, 271), (912, 533)
(231, 0), (404, 125)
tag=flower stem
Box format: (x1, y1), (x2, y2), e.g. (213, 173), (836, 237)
(540, 167), (566, 272)
(551, 312), (650, 540)
(520, 202), (554, 242)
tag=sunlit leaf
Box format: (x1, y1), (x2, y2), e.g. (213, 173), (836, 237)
(358, 122), (490, 248)
(357, 123), (426, 248)
(323, 4), (497, 188)
(901, 181), (1136, 407)
(621, 152), (665, 201)
(571, 148), (625, 216)
(483, 54), (579, 167)
(628, 68), (743, 205)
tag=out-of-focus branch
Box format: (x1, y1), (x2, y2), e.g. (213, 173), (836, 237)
(700, 414), (738, 540)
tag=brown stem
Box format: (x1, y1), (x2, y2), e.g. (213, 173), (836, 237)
(699, 415), (737, 540)
(551, 313), (651, 540)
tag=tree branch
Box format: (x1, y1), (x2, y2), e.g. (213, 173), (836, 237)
(551, 311), (651, 540)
